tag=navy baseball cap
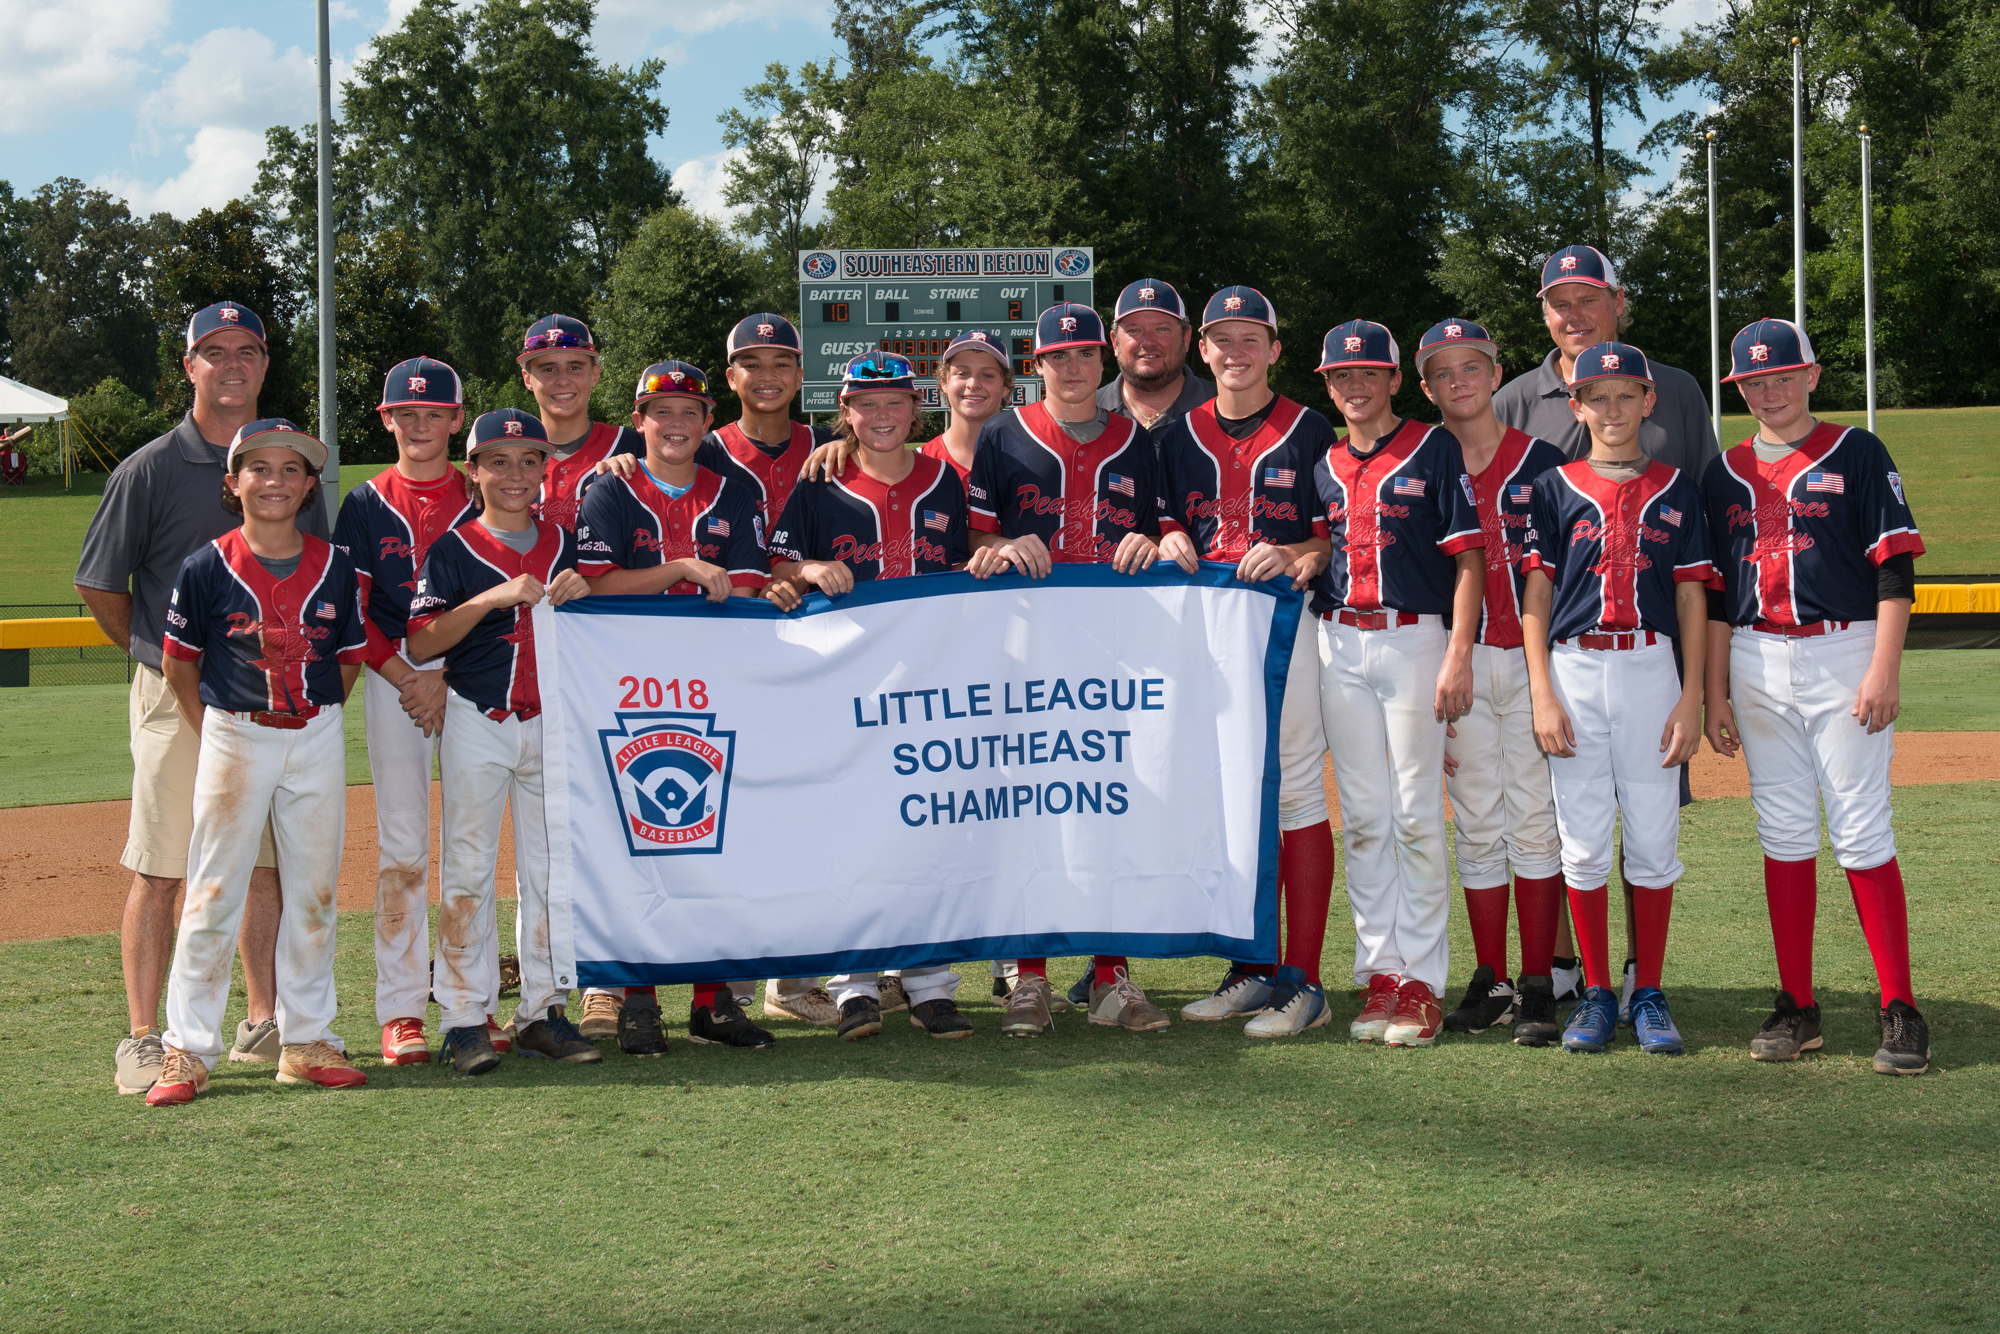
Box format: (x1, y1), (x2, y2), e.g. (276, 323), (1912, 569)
(1414, 318), (1499, 374)
(725, 313), (803, 360)
(1200, 286), (1278, 334)
(635, 360), (715, 407)
(1316, 320), (1400, 372)
(1569, 342), (1654, 390)
(379, 356), (464, 409)
(467, 408), (551, 456)
(941, 329), (1012, 370)
(1538, 245), (1620, 296)
(1113, 279), (1188, 324)
(1034, 303), (1106, 355)
(1725, 318), (1817, 382)
(517, 313), (596, 363)
(840, 352), (919, 399)
(185, 301), (266, 354)
(226, 418), (326, 471)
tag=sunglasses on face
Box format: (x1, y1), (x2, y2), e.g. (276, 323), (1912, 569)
(522, 328), (592, 353)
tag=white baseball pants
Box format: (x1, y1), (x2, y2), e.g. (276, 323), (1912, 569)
(1730, 623), (1896, 869)
(1546, 641), (1687, 889)
(163, 707), (348, 1069)
(437, 689), (559, 1033)
(828, 967), (961, 1008)
(1317, 615), (1452, 993)
(1445, 643), (1562, 887)
(1277, 610), (1330, 831)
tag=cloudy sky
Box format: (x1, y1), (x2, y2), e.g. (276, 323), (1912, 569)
(3, 0), (1715, 224)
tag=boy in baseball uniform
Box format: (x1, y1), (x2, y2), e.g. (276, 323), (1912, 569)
(147, 420), (370, 1104)
(1520, 342), (1716, 1056)
(407, 409), (598, 1074)
(1700, 318), (1930, 1074)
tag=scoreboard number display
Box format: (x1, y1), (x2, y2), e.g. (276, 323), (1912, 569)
(798, 247), (1095, 413)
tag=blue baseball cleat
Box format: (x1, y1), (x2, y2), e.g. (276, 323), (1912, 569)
(1628, 985), (1685, 1055)
(1561, 986), (1619, 1052)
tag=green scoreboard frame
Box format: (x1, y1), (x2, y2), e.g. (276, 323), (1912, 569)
(797, 246), (1096, 413)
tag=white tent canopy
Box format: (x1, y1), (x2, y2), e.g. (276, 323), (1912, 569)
(0, 375), (68, 422)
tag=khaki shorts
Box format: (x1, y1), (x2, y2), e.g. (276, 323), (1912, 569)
(122, 665), (277, 879)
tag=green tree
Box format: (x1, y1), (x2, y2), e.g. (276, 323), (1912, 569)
(720, 62), (838, 265)
(10, 179), (166, 399)
(251, 121), (373, 283)
(0, 182), (32, 377)
(62, 377), (176, 467)
(148, 199), (307, 425)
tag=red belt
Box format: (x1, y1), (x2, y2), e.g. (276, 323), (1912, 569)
(1561, 631), (1660, 651)
(1752, 620), (1850, 638)
(1323, 610), (1422, 631)
(485, 705), (542, 723)
(232, 707), (320, 730)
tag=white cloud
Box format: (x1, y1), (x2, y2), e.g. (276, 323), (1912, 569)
(98, 125), (268, 218)
(0, 0), (171, 131)
(673, 148), (750, 220)
(140, 27), (338, 142)
(596, 0), (828, 48)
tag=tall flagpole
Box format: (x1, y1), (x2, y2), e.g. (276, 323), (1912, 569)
(1707, 130), (1721, 446)
(1860, 125), (1877, 435)
(316, 0), (339, 518)
(1792, 35), (1806, 331)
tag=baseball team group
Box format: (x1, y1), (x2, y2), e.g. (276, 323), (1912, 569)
(73, 239), (1932, 1107)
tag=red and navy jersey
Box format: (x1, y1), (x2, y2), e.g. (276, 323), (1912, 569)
(408, 521), (577, 719)
(535, 422), (643, 531)
(920, 436), (973, 491)
(1466, 428), (1569, 648)
(966, 403), (1164, 561)
(332, 465), (477, 660)
(769, 454), (969, 582)
(1310, 419), (1484, 616)
(574, 464), (770, 592)
(1700, 422), (1924, 626)
(696, 421), (837, 529)
(163, 531), (369, 713)
(1522, 459), (1720, 643)
(1155, 396), (1335, 560)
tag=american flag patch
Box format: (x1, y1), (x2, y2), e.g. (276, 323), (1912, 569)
(1806, 472), (1844, 494)
(1508, 484), (1534, 505)
(1660, 506), (1682, 527)
(1393, 477), (1426, 497)
(709, 518), (731, 537)
(1108, 473), (1136, 497)
(315, 600), (336, 620)
(923, 510), (949, 531)
(1265, 468), (1296, 488)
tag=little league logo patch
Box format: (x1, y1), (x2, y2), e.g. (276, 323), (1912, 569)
(803, 252), (838, 280)
(1888, 471), (1905, 504)
(601, 713), (737, 856)
(1054, 249), (1091, 277)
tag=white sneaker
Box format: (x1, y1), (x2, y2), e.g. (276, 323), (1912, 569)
(1552, 959), (1583, 1004)
(1244, 974), (1330, 1038)
(763, 984), (839, 1026)
(1182, 969), (1276, 1020)
(1618, 959), (1639, 1025)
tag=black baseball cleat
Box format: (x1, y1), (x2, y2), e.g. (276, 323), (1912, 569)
(1511, 974), (1562, 1047)
(515, 1006), (603, 1063)
(617, 990), (671, 1058)
(1873, 998), (1931, 1075)
(1551, 956), (1582, 1004)
(1749, 990), (1822, 1062)
(909, 998), (974, 1039)
(838, 995), (883, 1041)
(688, 993), (777, 1049)
(992, 974), (1011, 1000)
(442, 1024), (501, 1075)
(1064, 960), (1095, 1011)
(1444, 964), (1518, 1034)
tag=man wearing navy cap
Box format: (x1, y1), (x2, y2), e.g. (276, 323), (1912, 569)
(1096, 278), (1216, 434)
(77, 300), (329, 1097)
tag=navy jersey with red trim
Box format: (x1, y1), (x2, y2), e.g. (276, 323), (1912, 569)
(965, 402), (1164, 561)
(769, 454), (969, 581)
(1522, 459), (1720, 642)
(162, 530), (369, 713)
(535, 422), (643, 531)
(1700, 422), (1924, 626)
(1467, 428), (1569, 648)
(696, 421), (838, 529)
(332, 465), (477, 655)
(1310, 419), (1485, 616)
(1156, 396), (1335, 560)
(574, 464), (770, 592)
(408, 521), (577, 718)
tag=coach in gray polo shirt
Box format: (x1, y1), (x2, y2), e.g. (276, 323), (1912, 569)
(75, 300), (327, 1098)
(1095, 278), (1216, 435)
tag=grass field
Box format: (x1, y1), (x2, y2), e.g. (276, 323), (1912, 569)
(3, 781), (1996, 1333)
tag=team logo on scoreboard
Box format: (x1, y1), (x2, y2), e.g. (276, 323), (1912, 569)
(802, 252), (838, 280)
(1054, 249), (1091, 277)
(601, 712), (737, 856)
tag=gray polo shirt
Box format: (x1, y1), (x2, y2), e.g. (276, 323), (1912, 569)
(75, 413), (330, 670)
(1493, 349), (1720, 478)
(1096, 364), (1217, 430)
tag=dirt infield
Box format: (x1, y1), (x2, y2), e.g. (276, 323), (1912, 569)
(2, 733), (1994, 944)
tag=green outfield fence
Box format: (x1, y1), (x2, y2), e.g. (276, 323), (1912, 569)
(0, 604), (134, 687)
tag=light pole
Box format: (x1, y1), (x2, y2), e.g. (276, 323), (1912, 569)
(1707, 129), (1721, 447)
(1792, 35), (1806, 332)
(1860, 125), (1877, 435)
(316, 0), (338, 518)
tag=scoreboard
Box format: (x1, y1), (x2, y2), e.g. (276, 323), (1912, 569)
(797, 246), (1095, 413)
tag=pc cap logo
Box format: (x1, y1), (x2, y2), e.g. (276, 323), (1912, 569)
(601, 713), (737, 855)
(1139, 286), (1155, 301)
(1724, 318), (1816, 382)
(1601, 353), (1621, 370)
(1060, 315), (1079, 332)
(1750, 343), (1770, 362)
(1538, 244), (1619, 296)
(1445, 323), (1462, 338)
(1560, 256), (1578, 272)
(1344, 335), (1364, 352)
(504, 419), (524, 436)
(803, 252), (837, 279)
(757, 322), (775, 338)
(1224, 295), (1244, 312)
(218, 306), (240, 323)
(408, 375), (428, 393)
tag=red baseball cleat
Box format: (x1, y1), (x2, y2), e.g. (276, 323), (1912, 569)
(1349, 973), (1400, 1042)
(381, 1017), (431, 1066)
(1385, 979), (1443, 1047)
(144, 1047), (209, 1106)
(276, 1040), (369, 1089)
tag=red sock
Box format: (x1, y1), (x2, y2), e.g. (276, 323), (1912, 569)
(692, 983), (720, 1007)
(1093, 955), (1127, 985)
(1278, 821), (1336, 983)
(1514, 874), (1563, 977)
(1846, 858), (1914, 1006)
(1015, 958), (1047, 978)
(1629, 883), (1674, 989)
(1763, 855), (1818, 1006)
(1463, 883), (1510, 977)
(1567, 885), (1612, 990)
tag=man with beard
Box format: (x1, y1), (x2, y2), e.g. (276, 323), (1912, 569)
(1095, 279), (1216, 435)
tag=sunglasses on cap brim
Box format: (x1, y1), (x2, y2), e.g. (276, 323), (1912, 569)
(640, 371), (712, 399)
(849, 355), (916, 379)
(521, 329), (593, 353)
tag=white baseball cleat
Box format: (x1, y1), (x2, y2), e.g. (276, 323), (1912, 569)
(1181, 968), (1276, 1020)
(1244, 968), (1331, 1038)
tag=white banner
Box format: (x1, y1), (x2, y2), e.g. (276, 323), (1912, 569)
(540, 565), (1302, 986)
